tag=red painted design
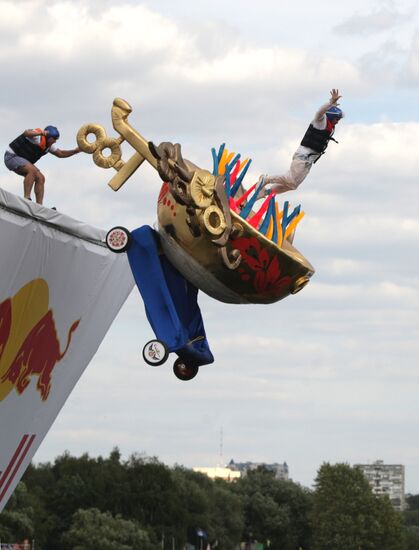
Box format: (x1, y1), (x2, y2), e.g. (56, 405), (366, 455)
(0, 298), (12, 363)
(158, 182), (169, 204)
(0, 434), (35, 504)
(231, 236), (292, 294)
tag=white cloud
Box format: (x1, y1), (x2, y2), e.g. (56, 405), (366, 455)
(406, 30), (419, 83)
(2, 0), (419, 492)
(0, 0), (38, 28)
(306, 281), (419, 306)
(333, 8), (409, 36)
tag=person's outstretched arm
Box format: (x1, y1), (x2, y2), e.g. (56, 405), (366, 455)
(313, 88), (342, 122)
(50, 147), (81, 158)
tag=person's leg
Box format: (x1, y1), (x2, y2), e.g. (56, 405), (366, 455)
(265, 157), (313, 195)
(33, 169), (45, 205)
(14, 163), (38, 201)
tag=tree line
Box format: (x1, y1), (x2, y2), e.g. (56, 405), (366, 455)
(1, 449), (419, 549)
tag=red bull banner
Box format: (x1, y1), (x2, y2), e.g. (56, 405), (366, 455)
(0, 188), (134, 512)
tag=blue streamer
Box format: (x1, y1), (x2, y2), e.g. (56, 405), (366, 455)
(240, 176), (265, 219)
(225, 153), (241, 173)
(211, 147), (219, 175)
(281, 201), (301, 240)
(217, 143), (225, 164)
(231, 159), (252, 197)
(271, 198), (278, 244)
(225, 165), (231, 199)
(259, 197), (275, 235)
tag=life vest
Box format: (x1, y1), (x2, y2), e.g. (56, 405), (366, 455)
(300, 119), (337, 159)
(9, 128), (49, 164)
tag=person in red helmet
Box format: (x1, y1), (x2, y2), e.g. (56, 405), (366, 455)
(4, 125), (81, 205)
(258, 89), (344, 197)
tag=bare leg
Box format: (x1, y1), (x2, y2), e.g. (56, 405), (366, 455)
(16, 163), (38, 201)
(33, 170), (45, 205)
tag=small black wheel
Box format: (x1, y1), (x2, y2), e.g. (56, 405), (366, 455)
(105, 226), (131, 253)
(142, 340), (169, 366)
(173, 358), (199, 381)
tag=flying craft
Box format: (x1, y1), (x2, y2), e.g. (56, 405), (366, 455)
(77, 98), (315, 380)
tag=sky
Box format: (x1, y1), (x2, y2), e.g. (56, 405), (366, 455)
(1, 0), (419, 492)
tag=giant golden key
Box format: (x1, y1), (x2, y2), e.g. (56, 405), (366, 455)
(77, 98), (159, 191)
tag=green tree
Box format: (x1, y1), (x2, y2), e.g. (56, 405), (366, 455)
(124, 454), (185, 546)
(371, 494), (404, 550)
(208, 480), (244, 549)
(61, 508), (159, 550)
(171, 467), (212, 545)
(403, 527), (419, 550)
(0, 482), (34, 543)
(171, 467), (244, 549)
(234, 467), (312, 549)
(406, 494), (419, 511)
(312, 462), (404, 550)
(404, 509), (419, 526)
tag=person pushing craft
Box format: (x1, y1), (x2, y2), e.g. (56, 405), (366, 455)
(4, 126), (80, 205)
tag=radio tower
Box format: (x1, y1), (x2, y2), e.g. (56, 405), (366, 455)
(219, 426), (224, 467)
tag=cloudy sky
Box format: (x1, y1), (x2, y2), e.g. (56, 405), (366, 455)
(1, 0), (419, 492)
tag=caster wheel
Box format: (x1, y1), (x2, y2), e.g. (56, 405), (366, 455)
(105, 226), (131, 253)
(142, 340), (169, 366)
(173, 358), (198, 381)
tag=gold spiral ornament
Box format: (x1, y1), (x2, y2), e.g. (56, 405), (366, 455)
(190, 170), (215, 208)
(92, 137), (123, 169)
(77, 123), (123, 169)
(201, 205), (226, 236)
(77, 123), (107, 153)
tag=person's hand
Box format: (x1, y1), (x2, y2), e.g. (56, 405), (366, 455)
(330, 88), (342, 104)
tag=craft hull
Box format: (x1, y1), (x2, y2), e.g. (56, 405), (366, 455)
(157, 184), (314, 305)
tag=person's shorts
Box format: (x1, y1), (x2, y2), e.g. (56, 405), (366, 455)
(4, 151), (30, 173)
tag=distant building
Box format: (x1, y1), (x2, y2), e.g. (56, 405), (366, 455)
(228, 459), (289, 480)
(193, 466), (241, 481)
(355, 460), (405, 511)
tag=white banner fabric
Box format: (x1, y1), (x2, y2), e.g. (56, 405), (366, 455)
(0, 188), (134, 512)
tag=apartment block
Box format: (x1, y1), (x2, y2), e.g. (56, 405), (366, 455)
(227, 459), (289, 481)
(355, 460), (405, 511)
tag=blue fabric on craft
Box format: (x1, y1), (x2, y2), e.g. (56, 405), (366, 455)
(126, 225), (214, 368)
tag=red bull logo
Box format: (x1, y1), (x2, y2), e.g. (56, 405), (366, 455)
(0, 279), (80, 402)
